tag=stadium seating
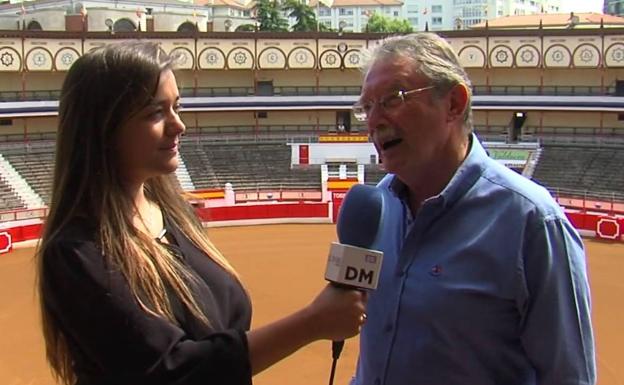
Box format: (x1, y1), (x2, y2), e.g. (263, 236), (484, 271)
(532, 144), (624, 200)
(0, 178), (25, 210)
(179, 138), (321, 191)
(3, 148), (54, 205)
(1, 137), (624, 212)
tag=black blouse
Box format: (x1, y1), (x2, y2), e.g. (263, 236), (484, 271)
(41, 216), (252, 385)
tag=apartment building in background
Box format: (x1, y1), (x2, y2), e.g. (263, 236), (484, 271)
(0, 0), (595, 33)
(604, 0), (624, 16)
(308, 0), (404, 32)
(0, 0), (255, 32)
(307, 0), (564, 33)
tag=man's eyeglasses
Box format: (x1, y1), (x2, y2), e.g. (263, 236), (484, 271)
(352, 85), (435, 122)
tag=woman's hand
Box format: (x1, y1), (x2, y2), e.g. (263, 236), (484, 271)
(302, 283), (368, 341)
(247, 283), (367, 375)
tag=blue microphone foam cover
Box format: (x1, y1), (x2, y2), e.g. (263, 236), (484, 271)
(336, 184), (383, 249)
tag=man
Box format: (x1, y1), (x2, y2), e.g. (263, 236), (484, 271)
(351, 33), (596, 385)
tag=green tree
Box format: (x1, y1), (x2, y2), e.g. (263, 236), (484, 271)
(255, 0), (289, 32)
(283, 0), (317, 32)
(318, 23), (333, 32)
(388, 18), (413, 33)
(236, 24), (257, 31)
(366, 12), (413, 33)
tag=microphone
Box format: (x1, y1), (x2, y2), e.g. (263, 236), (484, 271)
(325, 183), (384, 290)
(324, 184), (384, 385)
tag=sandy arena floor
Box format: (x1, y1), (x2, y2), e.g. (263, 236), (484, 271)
(0, 223), (622, 385)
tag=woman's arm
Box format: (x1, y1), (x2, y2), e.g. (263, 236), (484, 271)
(247, 284), (366, 375)
(42, 239), (253, 385)
(43, 237), (366, 382)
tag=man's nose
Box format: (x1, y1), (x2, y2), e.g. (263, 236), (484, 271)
(366, 104), (386, 134)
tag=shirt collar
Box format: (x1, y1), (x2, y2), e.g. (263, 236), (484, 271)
(387, 133), (487, 209)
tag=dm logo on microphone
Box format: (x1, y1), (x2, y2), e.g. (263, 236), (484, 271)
(325, 242), (384, 290)
(344, 266), (374, 285)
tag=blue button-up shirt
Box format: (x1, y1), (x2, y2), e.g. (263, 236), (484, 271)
(352, 135), (596, 385)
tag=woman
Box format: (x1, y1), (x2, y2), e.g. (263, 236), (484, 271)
(37, 42), (366, 385)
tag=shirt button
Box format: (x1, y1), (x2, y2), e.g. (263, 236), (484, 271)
(384, 323), (393, 332)
(429, 265), (442, 276)
(396, 270), (404, 278)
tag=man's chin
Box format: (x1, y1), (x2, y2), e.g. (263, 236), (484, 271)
(380, 160), (400, 176)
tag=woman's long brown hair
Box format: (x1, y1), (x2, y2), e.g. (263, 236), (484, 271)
(36, 42), (242, 385)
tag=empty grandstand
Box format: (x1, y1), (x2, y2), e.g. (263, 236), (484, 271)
(532, 143), (624, 201)
(0, 177), (23, 210)
(180, 138), (321, 191)
(2, 148), (54, 205)
(0, 135), (621, 213)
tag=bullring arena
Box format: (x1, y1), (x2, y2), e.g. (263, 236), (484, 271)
(1, 23), (624, 385)
(0, 224), (623, 385)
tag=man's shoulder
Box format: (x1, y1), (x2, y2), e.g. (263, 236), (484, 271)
(479, 159), (562, 218)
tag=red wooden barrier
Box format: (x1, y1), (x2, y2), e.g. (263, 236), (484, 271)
(0, 199), (621, 256)
(196, 202), (329, 222)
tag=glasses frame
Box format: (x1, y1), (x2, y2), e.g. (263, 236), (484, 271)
(352, 85), (436, 122)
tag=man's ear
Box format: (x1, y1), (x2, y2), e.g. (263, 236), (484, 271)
(446, 83), (469, 123)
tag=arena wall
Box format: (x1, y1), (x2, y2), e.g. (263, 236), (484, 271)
(0, 195), (622, 255)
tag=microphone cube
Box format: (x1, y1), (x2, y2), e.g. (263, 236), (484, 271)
(325, 242), (383, 290)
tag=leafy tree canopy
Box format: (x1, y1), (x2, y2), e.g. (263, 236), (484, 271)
(255, 0), (289, 32)
(366, 12), (413, 33)
(283, 0), (318, 32)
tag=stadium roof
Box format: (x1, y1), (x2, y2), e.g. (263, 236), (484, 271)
(4, 95), (624, 118)
(471, 12), (624, 30)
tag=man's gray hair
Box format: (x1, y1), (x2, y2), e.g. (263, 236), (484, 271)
(362, 33), (473, 132)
